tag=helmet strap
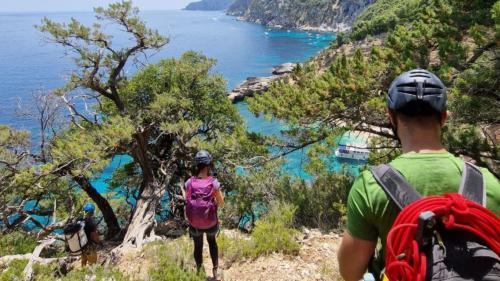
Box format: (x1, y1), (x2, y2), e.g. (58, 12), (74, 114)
(390, 122), (402, 145)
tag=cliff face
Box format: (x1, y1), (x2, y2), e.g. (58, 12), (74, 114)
(185, 0), (235, 11)
(227, 0), (375, 31)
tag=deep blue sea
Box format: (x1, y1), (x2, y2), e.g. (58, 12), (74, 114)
(0, 10), (359, 194)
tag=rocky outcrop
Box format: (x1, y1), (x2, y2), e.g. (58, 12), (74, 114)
(228, 63), (298, 102)
(227, 0), (376, 32)
(185, 0), (235, 11)
(272, 62), (297, 75)
(228, 76), (278, 102)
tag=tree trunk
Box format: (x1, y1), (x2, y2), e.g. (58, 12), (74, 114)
(121, 179), (165, 248)
(119, 132), (176, 249)
(23, 238), (56, 281)
(74, 175), (121, 239)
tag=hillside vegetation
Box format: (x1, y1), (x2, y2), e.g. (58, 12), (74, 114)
(249, 0), (499, 176)
(185, 0), (234, 11)
(350, 0), (421, 40)
(227, 0), (376, 31)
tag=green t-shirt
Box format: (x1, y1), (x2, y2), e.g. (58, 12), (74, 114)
(346, 152), (500, 276)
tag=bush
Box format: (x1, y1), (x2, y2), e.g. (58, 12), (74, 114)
(0, 232), (38, 257)
(146, 237), (205, 281)
(221, 162), (353, 231)
(32, 264), (129, 281)
(0, 260), (27, 281)
(219, 202), (300, 265)
(250, 202), (300, 257)
(219, 162), (286, 229)
(276, 173), (353, 231)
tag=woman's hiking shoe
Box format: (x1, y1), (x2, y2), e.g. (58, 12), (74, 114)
(213, 267), (221, 281)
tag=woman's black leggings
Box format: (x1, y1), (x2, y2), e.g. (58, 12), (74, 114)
(193, 232), (218, 270)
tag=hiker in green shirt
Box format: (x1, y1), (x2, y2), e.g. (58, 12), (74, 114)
(337, 69), (500, 281)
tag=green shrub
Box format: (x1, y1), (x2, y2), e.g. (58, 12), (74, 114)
(275, 173), (353, 231)
(146, 237), (205, 281)
(0, 232), (37, 256)
(33, 264), (129, 281)
(222, 163), (353, 232)
(219, 202), (300, 265)
(0, 260), (27, 281)
(250, 202), (300, 257)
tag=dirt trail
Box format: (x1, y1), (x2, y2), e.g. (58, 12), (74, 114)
(95, 228), (343, 281)
(203, 229), (343, 281)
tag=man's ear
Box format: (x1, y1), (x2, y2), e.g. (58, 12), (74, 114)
(440, 111), (448, 127)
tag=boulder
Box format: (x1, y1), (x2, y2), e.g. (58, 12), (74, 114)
(228, 76), (279, 102)
(272, 62), (297, 75)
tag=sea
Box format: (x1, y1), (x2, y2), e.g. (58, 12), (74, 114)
(0, 10), (361, 195)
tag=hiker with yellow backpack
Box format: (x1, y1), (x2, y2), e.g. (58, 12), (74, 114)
(337, 69), (500, 281)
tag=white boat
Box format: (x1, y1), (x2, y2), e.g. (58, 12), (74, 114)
(335, 143), (369, 161)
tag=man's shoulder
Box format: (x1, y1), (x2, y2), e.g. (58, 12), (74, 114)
(388, 151), (463, 166)
(351, 169), (386, 199)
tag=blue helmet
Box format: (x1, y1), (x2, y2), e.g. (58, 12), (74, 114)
(195, 150), (212, 166)
(388, 69), (447, 113)
(84, 203), (95, 214)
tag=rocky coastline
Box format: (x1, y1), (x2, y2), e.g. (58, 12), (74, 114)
(228, 63), (298, 102)
(184, 0), (234, 11)
(227, 0), (375, 33)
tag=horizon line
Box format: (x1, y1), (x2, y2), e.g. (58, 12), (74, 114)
(0, 8), (222, 14)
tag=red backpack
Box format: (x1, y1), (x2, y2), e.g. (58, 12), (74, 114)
(371, 163), (500, 281)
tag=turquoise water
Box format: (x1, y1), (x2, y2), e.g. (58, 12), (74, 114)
(0, 10), (359, 195)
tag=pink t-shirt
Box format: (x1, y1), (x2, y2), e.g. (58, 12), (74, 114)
(185, 177), (221, 191)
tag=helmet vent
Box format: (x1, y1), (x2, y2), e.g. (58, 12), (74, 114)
(423, 83), (443, 89)
(397, 82), (417, 87)
(409, 70), (431, 74)
(396, 82), (442, 96)
(409, 74), (431, 78)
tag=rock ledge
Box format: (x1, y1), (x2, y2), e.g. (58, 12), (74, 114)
(228, 63), (298, 102)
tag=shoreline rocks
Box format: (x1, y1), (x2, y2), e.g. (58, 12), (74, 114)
(272, 62), (297, 75)
(184, 0), (234, 11)
(234, 16), (348, 33)
(228, 0), (376, 33)
(228, 63), (298, 102)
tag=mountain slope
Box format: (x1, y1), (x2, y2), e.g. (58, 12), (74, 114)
(185, 0), (235, 11)
(227, 0), (376, 31)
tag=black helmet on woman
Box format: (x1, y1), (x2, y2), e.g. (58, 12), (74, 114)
(388, 69), (447, 114)
(195, 150), (212, 166)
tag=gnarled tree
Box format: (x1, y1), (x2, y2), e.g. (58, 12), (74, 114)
(37, 1), (267, 250)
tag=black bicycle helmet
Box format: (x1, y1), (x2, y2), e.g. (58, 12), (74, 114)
(195, 150), (212, 166)
(388, 69), (447, 113)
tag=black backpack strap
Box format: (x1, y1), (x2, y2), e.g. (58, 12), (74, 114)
(459, 162), (486, 207)
(371, 164), (422, 210)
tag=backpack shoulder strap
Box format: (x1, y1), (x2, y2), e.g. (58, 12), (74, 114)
(186, 177), (195, 196)
(371, 164), (422, 210)
(459, 162), (486, 207)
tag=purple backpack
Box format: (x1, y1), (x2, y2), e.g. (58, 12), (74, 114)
(186, 176), (218, 229)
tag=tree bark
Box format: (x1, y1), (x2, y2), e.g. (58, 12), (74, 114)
(73, 175), (121, 239)
(121, 179), (164, 248)
(23, 238), (56, 281)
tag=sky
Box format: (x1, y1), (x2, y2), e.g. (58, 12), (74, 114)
(0, 0), (194, 12)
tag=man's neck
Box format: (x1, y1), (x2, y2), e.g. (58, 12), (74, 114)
(399, 131), (446, 154)
(401, 144), (447, 154)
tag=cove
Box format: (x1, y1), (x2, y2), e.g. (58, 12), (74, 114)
(0, 10), (360, 203)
